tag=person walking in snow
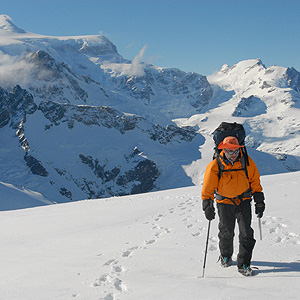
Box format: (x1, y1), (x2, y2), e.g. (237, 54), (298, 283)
(201, 136), (265, 276)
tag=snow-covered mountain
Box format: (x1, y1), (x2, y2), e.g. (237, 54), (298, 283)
(0, 15), (300, 208)
(0, 15), (212, 122)
(176, 59), (300, 184)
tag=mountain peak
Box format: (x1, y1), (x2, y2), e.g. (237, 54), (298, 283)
(0, 15), (26, 34)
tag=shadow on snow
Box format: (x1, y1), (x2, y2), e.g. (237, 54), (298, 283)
(252, 260), (300, 274)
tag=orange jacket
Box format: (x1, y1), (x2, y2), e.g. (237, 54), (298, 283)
(201, 151), (263, 205)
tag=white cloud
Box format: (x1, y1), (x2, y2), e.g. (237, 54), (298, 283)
(130, 45), (146, 76)
(101, 46), (147, 77)
(0, 51), (35, 88)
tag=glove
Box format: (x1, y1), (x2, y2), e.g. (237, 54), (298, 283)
(255, 201), (265, 218)
(202, 199), (215, 220)
(253, 192), (265, 218)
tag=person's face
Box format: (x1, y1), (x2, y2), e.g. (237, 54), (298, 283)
(224, 148), (239, 161)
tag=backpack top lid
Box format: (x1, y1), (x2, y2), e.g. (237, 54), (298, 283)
(213, 122), (246, 147)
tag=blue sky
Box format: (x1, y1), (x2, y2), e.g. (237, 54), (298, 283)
(1, 0), (300, 75)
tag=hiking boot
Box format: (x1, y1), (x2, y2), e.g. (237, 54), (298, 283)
(219, 255), (232, 268)
(238, 264), (253, 276)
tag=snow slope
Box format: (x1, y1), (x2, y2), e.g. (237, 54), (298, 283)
(0, 171), (299, 300)
(0, 181), (54, 210)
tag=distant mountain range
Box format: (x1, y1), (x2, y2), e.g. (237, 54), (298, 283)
(0, 15), (299, 209)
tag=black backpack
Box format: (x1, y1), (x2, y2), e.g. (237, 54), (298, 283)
(212, 122), (249, 179)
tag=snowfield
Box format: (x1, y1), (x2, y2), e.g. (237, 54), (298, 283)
(0, 171), (299, 300)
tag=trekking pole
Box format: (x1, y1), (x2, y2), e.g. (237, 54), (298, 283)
(258, 217), (262, 240)
(202, 220), (211, 277)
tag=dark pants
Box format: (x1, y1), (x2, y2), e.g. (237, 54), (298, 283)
(217, 200), (256, 268)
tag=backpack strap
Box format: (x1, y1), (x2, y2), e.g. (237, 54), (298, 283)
(216, 153), (224, 179)
(242, 147), (250, 167)
(240, 151), (249, 179)
(216, 151), (249, 180)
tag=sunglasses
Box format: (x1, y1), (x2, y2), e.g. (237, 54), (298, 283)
(225, 149), (239, 155)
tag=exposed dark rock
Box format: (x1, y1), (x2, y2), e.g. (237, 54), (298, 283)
(108, 67), (212, 111)
(0, 87), (10, 128)
(232, 96), (267, 117)
(1, 85), (38, 129)
(59, 188), (72, 200)
(26, 50), (88, 102)
(285, 67), (300, 92)
(78, 150), (160, 197)
(0, 85), (37, 129)
(39, 100), (67, 126)
(261, 81), (272, 89)
(38, 100), (198, 144)
(79, 154), (121, 183)
(24, 154), (49, 177)
(116, 159), (160, 194)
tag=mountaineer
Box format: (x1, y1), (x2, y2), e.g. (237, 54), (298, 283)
(201, 135), (265, 276)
